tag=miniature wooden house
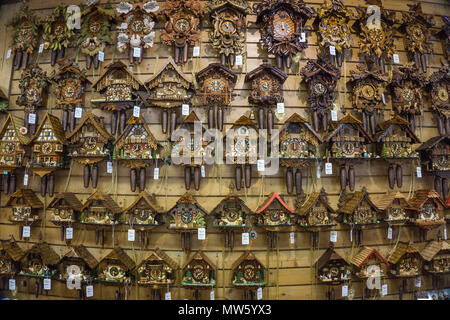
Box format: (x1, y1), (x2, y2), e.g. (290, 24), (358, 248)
(181, 251), (216, 299)
(421, 241), (450, 275)
(19, 242), (60, 279)
(375, 191), (409, 226)
(0, 238), (24, 277)
(48, 192), (83, 241)
(388, 242), (422, 278)
(315, 245), (351, 285)
(97, 247), (135, 284)
(231, 251), (265, 300)
(280, 113), (322, 194)
(351, 246), (389, 279)
(7, 189), (43, 239)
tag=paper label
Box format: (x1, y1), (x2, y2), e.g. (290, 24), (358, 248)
(444, 226), (447, 240)
(416, 167), (422, 178)
(23, 226), (31, 238)
(128, 229), (135, 242)
(74, 107), (82, 119)
(66, 227), (73, 240)
(393, 54), (399, 64)
(331, 110), (338, 121)
(330, 230), (337, 242)
(107, 161), (113, 174)
(415, 277), (421, 288)
(182, 104), (189, 115)
(387, 226), (392, 239)
(165, 292), (171, 300)
(193, 46), (200, 57)
(382, 93), (386, 105)
(257, 159), (265, 172)
(277, 102), (285, 114)
(43, 278), (51, 290)
(133, 105), (140, 117)
(210, 290), (215, 300)
(153, 167), (159, 180)
(38, 43), (44, 53)
(342, 285), (348, 297)
(381, 284), (388, 296)
(9, 279), (15, 290)
(133, 47), (141, 58)
(6, 49), (11, 59)
(350, 228), (353, 242)
(98, 51), (104, 62)
(201, 165), (206, 178)
(23, 174), (29, 186)
(325, 162), (332, 175)
(300, 32), (306, 43)
(28, 113), (36, 124)
(257, 287), (263, 300)
(330, 46), (336, 56)
(86, 285), (94, 297)
(235, 55), (243, 66)
(242, 232), (249, 245)
(317, 165), (321, 179)
(198, 227), (206, 240)
(290, 232), (295, 244)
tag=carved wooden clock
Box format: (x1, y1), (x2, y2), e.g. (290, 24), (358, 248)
(7, 189), (43, 240)
(161, 0), (205, 64)
(316, 244), (351, 289)
(300, 55), (341, 132)
(9, 5), (40, 70)
(428, 65), (450, 136)
(314, 0), (354, 67)
(48, 192), (83, 242)
(181, 252), (215, 299)
(375, 192), (409, 230)
(196, 63), (237, 131)
(245, 62), (287, 134)
(399, 3), (434, 73)
(436, 17), (450, 63)
(96, 247), (135, 286)
(232, 252), (266, 300)
(208, 0), (251, 67)
(253, 0), (315, 69)
(0, 238), (24, 277)
(388, 242), (422, 279)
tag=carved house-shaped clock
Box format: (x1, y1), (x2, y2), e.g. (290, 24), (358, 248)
(388, 242), (422, 278)
(66, 111), (112, 189)
(97, 247), (135, 286)
(181, 251), (216, 300)
(48, 192), (83, 242)
(0, 238), (24, 278)
(196, 63), (237, 131)
(427, 65), (450, 136)
(255, 192), (296, 249)
(315, 244), (351, 289)
(7, 189), (43, 240)
(375, 191), (409, 231)
(279, 113), (322, 194)
(231, 251), (265, 300)
(421, 240), (450, 288)
(167, 192), (207, 251)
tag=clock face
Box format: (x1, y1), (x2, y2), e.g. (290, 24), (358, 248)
(150, 267), (162, 281)
(260, 81), (271, 94)
(63, 85), (75, 99)
(226, 209), (239, 222)
(83, 137), (97, 150)
(53, 23), (65, 36)
(438, 86), (449, 102)
(221, 21), (235, 33)
(235, 138), (249, 154)
(269, 211), (280, 222)
(208, 79), (224, 93)
(4, 142), (15, 154)
(342, 142), (355, 156)
(410, 25), (425, 42)
(390, 142), (402, 156)
(438, 155), (448, 167)
(313, 82), (326, 95)
(274, 21), (292, 37)
(361, 84), (376, 99)
(330, 266), (339, 277)
(131, 144), (143, 156)
(369, 28), (384, 42)
(175, 19), (190, 32)
(26, 87), (38, 103)
(89, 21), (101, 34)
(58, 210), (69, 219)
(192, 264), (205, 281)
(273, 11), (294, 38)
(138, 210), (149, 221)
(31, 259), (43, 272)
(181, 210), (193, 224)
(42, 142), (53, 155)
(402, 88), (414, 102)
(131, 19), (144, 33)
(391, 208), (402, 217)
(243, 264), (255, 281)
(109, 266), (120, 277)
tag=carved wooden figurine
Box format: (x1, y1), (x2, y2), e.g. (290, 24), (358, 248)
(161, 0), (205, 64)
(253, 0), (315, 69)
(300, 55), (341, 132)
(48, 192), (83, 242)
(231, 252), (265, 300)
(427, 65), (450, 136)
(0, 238), (24, 287)
(421, 240), (450, 289)
(181, 251), (216, 300)
(388, 242), (422, 279)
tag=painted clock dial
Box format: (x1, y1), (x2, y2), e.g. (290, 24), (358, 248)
(192, 264), (205, 281)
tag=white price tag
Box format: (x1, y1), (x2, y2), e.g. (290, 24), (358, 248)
(9, 279), (15, 290)
(201, 165), (206, 178)
(257, 159), (265, 172)
(75, 107), (83, 118)
(38, 43), (44, 53)
(350, 228), (352, 242)
(28, 113), (36, 124)
(193, 46), (200, 57)
(235, 55), (243, 66)
(23, 174), (29, 186)
(210, 290), (215, 300)
(6, 49), (11, 59)
(133, 105), (140, 117)
(416, 167), (422, 178)
(381, 284), (388, 296)
(300, 32), (306, 42)
(86, 285), (94, 297)
(107, 161), (113, 174)
(277, 102), (285, 114)
(393, 54), (399, 64)
(133, 47), (141, 58)
(325, 162), (332, 175)
(415, 276), (421, 288)
(387, 226), (392, 239)
(165, 292), (172, 300)
(257, 287), (263, 300)
(153, 167), (159, 180)
(128, 229), (135, 242)
(382, 93), (386, 105)
(444, 226), (447, 240)
(330, 46), (336, 56)
(317, 165), (321, 179)
(198, 227), (206, 240)
(98, 51), (104, 62)
(342, 285), (348, 297)
(23, 226), (31, 238)
(330, 230), (337, 242)
(242, 232), (249, 245)
(331, 110), (338, 121)
(43, 278), (51, 290)
(66, 227), (73, 240)
(182, 104), (189, 115)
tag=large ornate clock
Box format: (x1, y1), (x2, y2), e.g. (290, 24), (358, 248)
(428, 65), (450, 136)
(253, 0), (315, 69)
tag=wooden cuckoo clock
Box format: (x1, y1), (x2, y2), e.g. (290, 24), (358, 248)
(30, 112), (68, 197)
(388, 242), (422, 279)
(7, 189), (43, 240)
(428, 65), (450, 136)
(324, 113), (373, 191)
(161, 0), (205, 64)
(375, 191), (409, 236)
(0, 114), (30, 195)
(181, 251), (216, 300)
(0, 238), (24, 280)
(91, 60), (145, 135)
(422, 240), (450, 289)
(211, 191), (253, 249)
(225, 115), (258, 190)
(116, 1), (159, 64)
(42, 5), (76, 66)
(231, 252), (265, 300)
(123, 192), (164, 248)
(337, 187), (380, 245)
(208, 0), (250, 67)
(245, 63), (287, 134)
(314, 0), (353, 67)
(51, 59), (91, 133)
(316, 244), (351, 291)
(196, 63), (237, 131)
(96, 247), (135, 289)
(352, 0), (396, 74)
(114, 115), (161, 192)
(436, 17), (450, 63)
(279, 113), (322, 194)
(137, 249), (178, 300)
(349, 63), (389, 136)
(141, 57), (194, 135)
(78, 0), (115, 69)
(79, 190), (122, 246)
(66, 111), (112, 189)
(255, 192), (296, 249)
(374, 115), (420, 189)
(253, 0), (315, 69)
(48, 192), (83, 242)
(167, 192), (207, 252)
(295, 188), (337, 248)
(9, 5), (40, 70)
(300, 56), (341, 132)
(16, 65), (50, 135)
(399, 3), (434, 73)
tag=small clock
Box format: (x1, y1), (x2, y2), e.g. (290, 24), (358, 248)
(208, 79), (224, 93)
(175, 18), (190, 32)
(138, 210), (149, 221)
(192, 264), (205, 281)
(273, 11), (294, 39)
(402, 88), (414, 102)
(220, 21), (235, 34)
(4, 142), (15, 154)
(269, 211), (280, 222)
(226, 209), (239, 222)
(26, 87), (39, 103)
(235, 138), (250, 154)
(181, 210), (193, 224)
(361, 84), (376, 100)
(313, 82), (327, 95)
(330, 266), (339, 277)
(342, 142), (355, 156)
(42, 142), (53, 155)
(437, 86), (449, 102)
(390, 142), (402, 156)
(83, 137), (97, 150)
(260, 81), (272, 95)
(243, 264), (255, 281)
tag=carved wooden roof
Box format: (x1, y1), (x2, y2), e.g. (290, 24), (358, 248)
(62, 245), (98, 269)
(50, 58), (90, 82)
(416, 135), (449, 152)
(421, 240), (450, 261)
(209, 0), (250, 13)
(92, 60), (144, 92)
(407, 189), (446, 211)
(316, 245), (348, 270)
(0, 238), (24, 262)
(387, 241), (420, 265)
(0, 114), (30, 145)
(66, 111), (110, 141)
(337, 187), (379, 215)
(245, 63), (287, 83)
(183, 251), (216, 270)
(351, 246), (389, 268)
(374, 191), (409, 211)
(22, 242), (60, 266)
(255, 192), (295, 214)
(138, 248), (178, 270)
(229, 115), (258, 130)
(231, 251), (264, 271)
(99, 247), (135, 270)
(210, 194), (253, 216)
(114, 115), (158, 150)
(31, 112), (68, 145)
(48, 192), (83, 211)
(300, 55), (341, 79)
(280, 113), (323, 144)
(6, 189), (43, 209)
(296, 188), (335, 216)
(374, 115), (420, 143)
(124, 191), (163, 213)
(254, 0), (315, 23)
(196, 63), (238, 85)
(167, 192), (208, 216)
(81, 190), (122, 214)
(144, 56), (192, 90)
(325, 113), (373, 143)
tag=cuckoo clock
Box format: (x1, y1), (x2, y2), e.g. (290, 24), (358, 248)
(316, 244), (351, 290)
(196, 63), (237, 131)
(0, 89), (8, 112)
(279, 113), (322, 194)
(114, 115), (161, 192)
(253, 0), (315, 69)
(30, 112), (68, 197)
(181, 251), (216, 300)
(422, 240), (450, 289)
(375, 191), (409, 235)
(161, 0), (205, 64)
(407, 190), (446, 241)
(436, 17), (450, 63)
(295, 188), (337, 248)
(0, 114), (30, 195)
(123, 192), (164, 248)
(91, 60), (145, 135)
(16, 65), (50, 135)
(79, 190), (122, 246)
(300, 56), (341, 132)
(208, 0), (250, 67)
(97, 247), (135, 289)
(225, 115), (258, 190)
(141, 57), (194, 135)
(116, 1), (159, 64)
(388, 65), (426, 132)
(48, 192), (83, 242)
(428, 65), (450, 136)
(9, 5), (40, 70)
(417, 136), (450, 199)
(137, 249), (178, 300)
(167, 192), (207, 252)
(324, 113), (373, 191)
(388, 242), (422, 279)
(42, 5), (75, 66)
(245, 63), (287, 134)
(399, 3), (434, 73)
(375, 115), (420, 189)
(314, 0), (353, 67)
(352, 0), (396, 73)
(7, 189), (43, 240)
(211, 191), (253, 249)
(255, 192), (296, 249)
(349, 63), (389, 136)
(231, 252), (265, 300)
(67, 111), (112, 189)
(78, 0), (115, 70)
(0, 238), (24, 282)
(337, 187), (380, 244)
(51, 59), (91, 132)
